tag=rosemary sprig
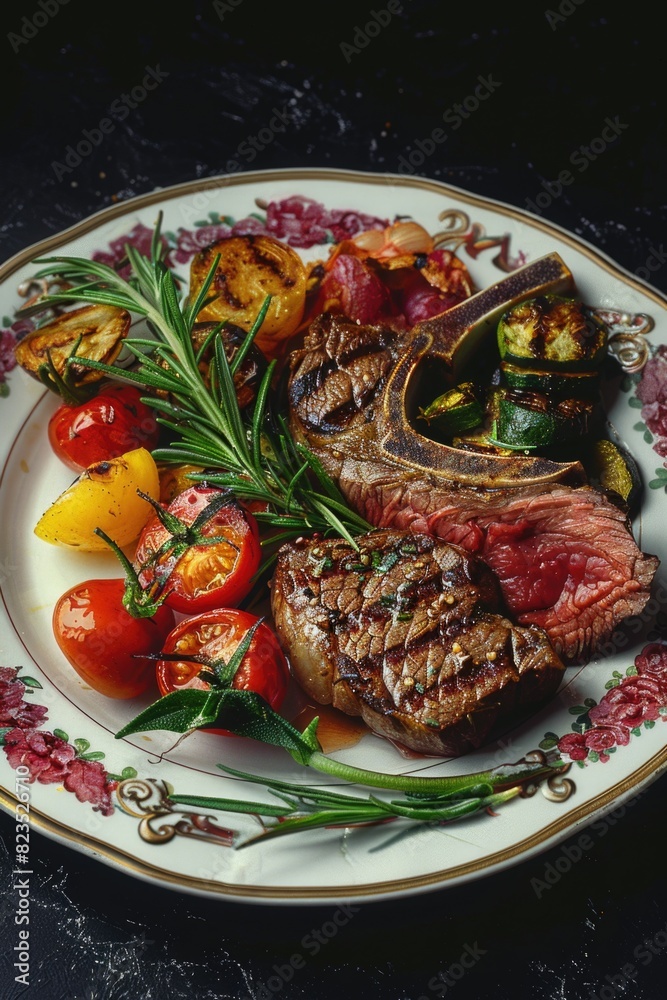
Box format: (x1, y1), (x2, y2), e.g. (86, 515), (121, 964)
(29, 215), (371, 551)
(114, 681), (567, 845)
(165, 766), (536, 848)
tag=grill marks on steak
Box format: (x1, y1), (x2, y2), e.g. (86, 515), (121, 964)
(288, 313), (659, 662)
(271, 530), (565, 756)
(288, 316), (396, 436)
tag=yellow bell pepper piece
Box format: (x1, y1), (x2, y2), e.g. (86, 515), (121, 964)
(34, 447), (159, 551)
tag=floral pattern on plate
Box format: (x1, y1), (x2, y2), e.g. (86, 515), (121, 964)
(0, 666), (131, 816)
(543, 642), (667, 765)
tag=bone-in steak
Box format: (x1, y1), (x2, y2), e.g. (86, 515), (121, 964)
(271, 529), (565, 756)
(287, 312), (659, 662)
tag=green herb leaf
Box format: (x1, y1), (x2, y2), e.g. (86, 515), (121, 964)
(19, 676), (43, 689)
(169, 792), (290, 818)
(115, 689), (225, 737)
(212, 690), (322, 765)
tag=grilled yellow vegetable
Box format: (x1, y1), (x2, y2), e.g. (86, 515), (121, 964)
(34, 448), (159, 551)
(158, 463), (205, 505)
(588, 439), (642, 508)
(419, 381), (483, 436)
(189, 234), (307, 357)
(14, 304), (131, 393)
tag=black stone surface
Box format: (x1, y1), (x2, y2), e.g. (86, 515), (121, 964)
(2, 2), (667, 998)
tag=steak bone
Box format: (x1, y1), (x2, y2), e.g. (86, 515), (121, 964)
(377, 251), (584, 487)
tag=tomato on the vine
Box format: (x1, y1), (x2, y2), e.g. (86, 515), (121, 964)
(53, 578), (176, 699)
(133, 485), (261, 615)
(48, 383), (160, 472)
(155, 608), (290, 735)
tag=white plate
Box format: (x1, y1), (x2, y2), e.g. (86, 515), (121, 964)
(1, 167), (666, 905)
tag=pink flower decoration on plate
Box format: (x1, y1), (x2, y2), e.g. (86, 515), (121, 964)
(555, 642), (667, 764)
(0, 666), (48, 729)
(556, 733), (588, 761)
(1, 667), (114, 815)
(169, 223), (233, 264)
(264, 196), (388, 248)
(92, 223), (171, 278)
(635, 642), (667, 686)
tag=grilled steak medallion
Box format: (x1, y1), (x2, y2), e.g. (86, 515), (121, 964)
(287, 313), (659, 662)
(271, 530), (565, 756)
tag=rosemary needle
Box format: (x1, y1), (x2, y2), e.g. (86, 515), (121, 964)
(30, 214), (371, 557)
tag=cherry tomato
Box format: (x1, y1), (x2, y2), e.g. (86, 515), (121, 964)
(157, 463), (269, 518)
(155, 608), (290, 735)
(53, 578), (176, 699)
(134, 485), (261, 614)
(48, 384), (160, 472)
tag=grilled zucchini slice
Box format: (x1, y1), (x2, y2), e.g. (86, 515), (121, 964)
(497, 294), (607, 371)
(499, 360), (600, 399)
(418, 381), (483, 437)
(492, 388), (594, 449)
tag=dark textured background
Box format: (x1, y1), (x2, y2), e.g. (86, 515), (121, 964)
(2, 2), (667, 998)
